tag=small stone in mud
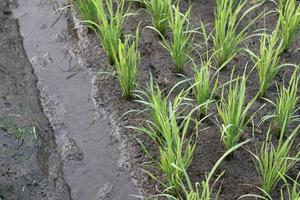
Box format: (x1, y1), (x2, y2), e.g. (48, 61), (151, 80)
(30, 56), (47, 70)
(2, 9), (12, 15)
(96, 182), (114, 200)
(43, 53), (53, 64)
(61, 136), (83, 161)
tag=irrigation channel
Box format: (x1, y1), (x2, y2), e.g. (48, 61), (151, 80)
(0, 0), (138, 199)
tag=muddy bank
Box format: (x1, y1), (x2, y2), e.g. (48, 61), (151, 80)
(11, 0), (138, 199)
(0, 0), (71, 199)
(69, 0), (300, 199)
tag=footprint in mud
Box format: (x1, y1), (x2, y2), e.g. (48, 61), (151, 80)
(30, 53), (53, 71)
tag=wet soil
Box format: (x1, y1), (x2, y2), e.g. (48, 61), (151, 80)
(0, 0), (71, 199)
(11, 0), (138, 199)
(69, 0), (300, 199)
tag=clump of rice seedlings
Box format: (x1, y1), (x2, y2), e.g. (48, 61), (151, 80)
(151, 140), (251, 200)
(84, 0), (130, 64)
(277, 0), (300, 52)
(113, 29), (140, 100)
(161, 4), (193, 73)
(142, 0), (172, 37)
(246, 29), (284, 97)
(191, 60), (218, 116)
(158, 99), (198, 195)
(14, 128), (26, 142)
(217, 72), (256, 151)
(74, 0), (98, 24)
(250, 125), (300, 195)
(135, 77), (168, 140)
(134, 82), (199, 195)
(188, 22), (218, 116)
(239, 173), (300, 199)
(213, 0), (261, 68)
(261, 69), (300, 136)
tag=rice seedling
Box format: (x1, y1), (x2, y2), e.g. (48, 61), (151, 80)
(261, 69), (300, 136)
(213, 0), (261, 68)
(279, 173), (300, 200)
(277, 0), (300, 52)
(142, 0), (172, 37)
(134, 82), (199, 195)
(74, 0), (98, 24)
(239, 173), (300, 200)
(160, 4), (193, 73)
(14, 128), (26, 142)
(217, 72), (256, 151)
(245, 28), (284, 97)
(113, 29), (140, 100)
(135, 77), (168, 140)
(249, 125), (300, 195)
(84, 0), (130, 64)
(146, 140), (251, 200)
(158, 102), (198, 196)
(191, 60), (218, 116)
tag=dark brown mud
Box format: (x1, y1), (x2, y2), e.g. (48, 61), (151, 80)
(70, 0), (300, 199)
(0, 0), (71, 199)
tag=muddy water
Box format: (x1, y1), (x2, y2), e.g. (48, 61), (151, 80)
(12, 0), (138, 199)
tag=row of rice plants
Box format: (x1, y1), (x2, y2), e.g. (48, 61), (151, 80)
(134, 80), (199, 196)
(75, 0), (138, 99)
(141, 0), (300, 197)
(72, 0), (300, 199)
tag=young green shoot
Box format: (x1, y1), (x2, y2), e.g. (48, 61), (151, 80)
(191, 60), (218, 116)
(217, 72), (256, 151)
(213, 0), (261, 68)
(158, 97), (198, 195)
(246, 29), (284, 97)
(135, 77), (168, 140)
(161, 4), (193, 73)
(277, 0), (300, 52)
(151, 140), (251, 200)
(142, 0), (172, 37)
(279, 173), (300, 200)
(134, 82), (199, 195)
(84, 0), (130, 64)
(74, 0), (98, 25)
(113, 29), (140, 100)
(239, 173), (300, 200)
(261, 69), (300, 136)
(251, 125), (300, 195)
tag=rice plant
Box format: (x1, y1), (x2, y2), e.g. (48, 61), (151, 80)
(277, 0), (300, 52)
(135, 77), (168, 141)
(134, 82), (199, 195)
(213, 0), (261, 68)
(160, 4), (193, 73)
(261, 69), (300, 136)
(113, 29), (140, 100)
(142, 0), (172, 37)
(239, 173), (300, 200)
(217, 72), (256, 151)
(250, 125), (300, 194)
(149, 140), (251, 200)
(158, 100), (198, 195)
(84, 0), (129, 64)
(191, 60), (218, 116)
(279, 173), (300, 200)
(246, 29), (284, 97)
(74, 0), (98, 24)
